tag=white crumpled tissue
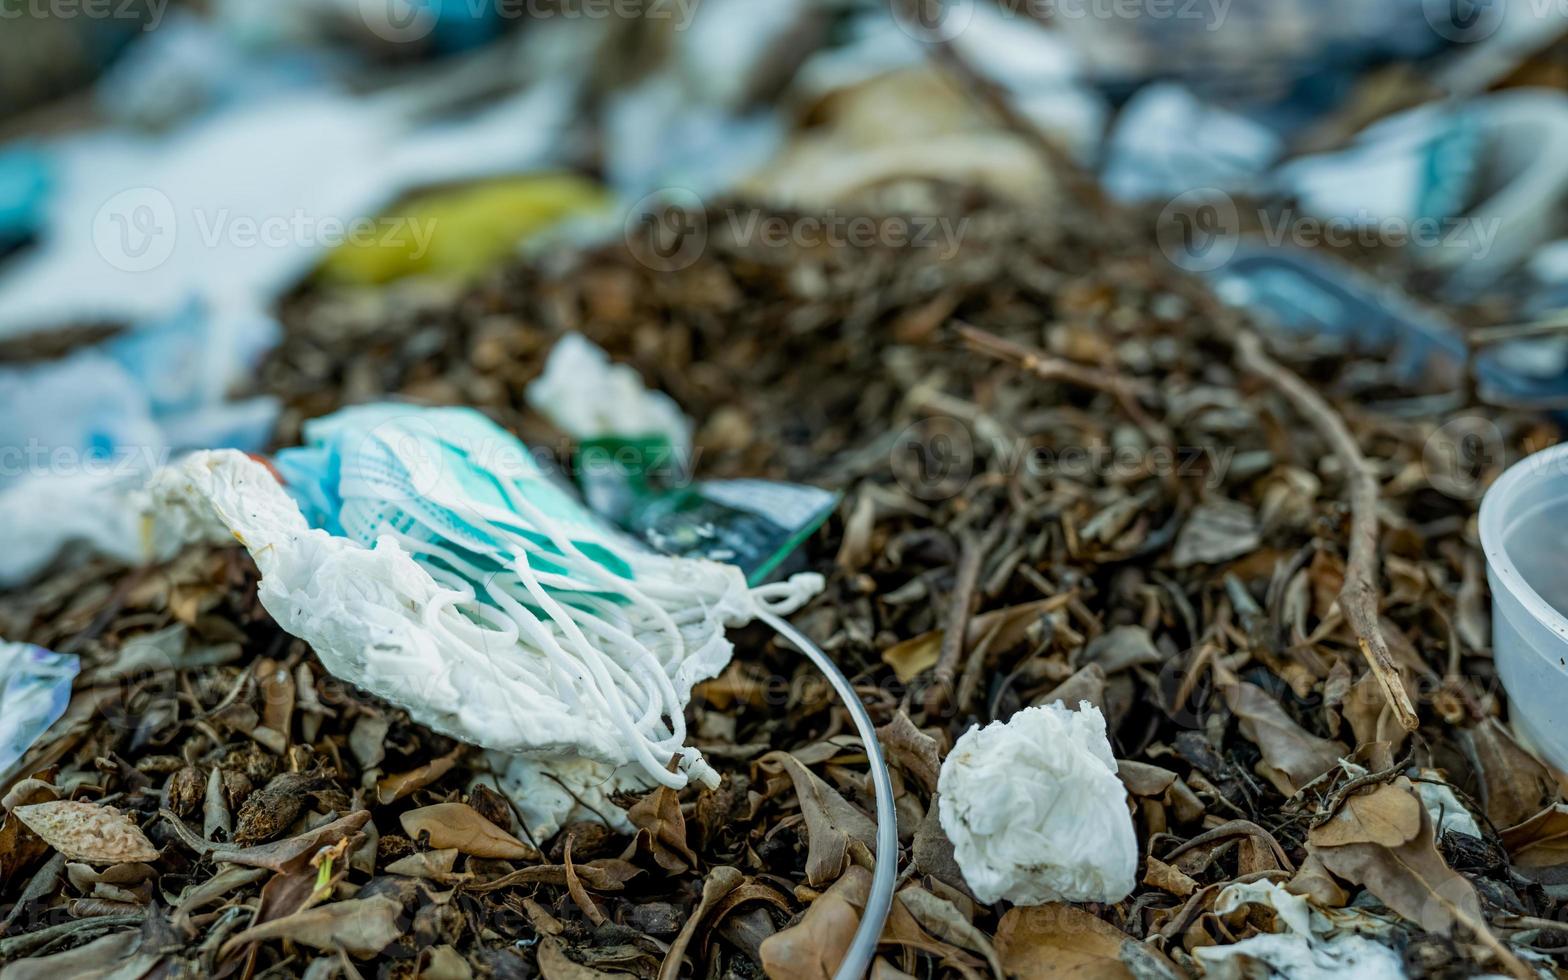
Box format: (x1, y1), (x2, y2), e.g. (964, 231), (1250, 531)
(938, 700), (1137, 905)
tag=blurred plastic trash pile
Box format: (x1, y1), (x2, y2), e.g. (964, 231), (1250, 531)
(9, 0), (1568, 825)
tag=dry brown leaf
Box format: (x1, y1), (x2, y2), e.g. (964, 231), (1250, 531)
(1500, 804), (1568, 871)
(1310, 805), (1480, 936)
(1223, 680), (1347, 795)
(1308, 781), (1423, 848)
(400, 802), (537, 860)
(219, 895), (402, 958)
(870, 961), (919, 980)
(759, 865), (870, 980)
(658, 865), (745, 980)
(876, 712), (942, 794)
(912, 795), (968, 894)
(624, 786), (698, 873)
(384, 848), (459, 878)
(161, 807), (370, 872)
(1036, 663), (1107, 713)
(882, 631), (941, 684)
(538, 936), (624, 980)
(1462, 719), (1556, 830)
(14, 801), (159, 864)
(1117, 760), (1178, 798)
(761, 752), (877, 886)
(376, 747), (462, 804)
(0, 930), (141, 980)
(349, 714), (391, 770)
(1286, 851), (1349, 908)
(993, 904), (1137, 980)
(896, 885), (1002, 978)
(422, 946), (474, 980)
(0, 779), (59, 881)
(1310, 801), (1533, 978)
(563, 834), (605, 926)
(1143, 856), (1198, 898)
(469, 858), (643, 893)
(1080, 625), (1162, 674)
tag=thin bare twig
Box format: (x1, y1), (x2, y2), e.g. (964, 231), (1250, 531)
(959, 323), (1172, 449)
(1468, 314), (1568, 349)
(927, 528), (990, 714)
(958, 323), (1153, 401)
(1234, 331), (1420, 733)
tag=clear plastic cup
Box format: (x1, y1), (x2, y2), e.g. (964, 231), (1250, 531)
(1480, 443), (1568, 771)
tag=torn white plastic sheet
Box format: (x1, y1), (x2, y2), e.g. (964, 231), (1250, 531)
(937, 700), (1137, 905)
(151, 438), (821, 791)
(1279, 90), (1568, 287)
(0, 303), (279, 587)
(0, 79), (572, 338)
(487, 752), (644, 840)
(0, 641), (78, 775)
(1413, 770), (1484, 840)
(0, 69), (574, 587)
(1196, 880), (1407, 980)
(526, 333), (692, 456)
(1102, 84), (1283, 202)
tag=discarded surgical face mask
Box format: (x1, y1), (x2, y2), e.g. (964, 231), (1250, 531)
(0, 641), (78, 776)
(938, 700), (1137, 906)
(527, 334), (837, 583)
(156, 410), (823, 792)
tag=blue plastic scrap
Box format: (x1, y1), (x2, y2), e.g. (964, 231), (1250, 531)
(0, 147), (51, 250)
(1207, 242), (1568, 406)
(0, 641), (78, 775)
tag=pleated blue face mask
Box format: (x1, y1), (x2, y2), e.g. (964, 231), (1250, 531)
(261, 401), (844, 788)
(163, 404), (895, 973)
(273, 404), (634, 583)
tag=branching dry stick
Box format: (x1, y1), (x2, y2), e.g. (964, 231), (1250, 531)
(927, 529), (988, 715)
(959, 323), (1171, 450)
(958, 323), (1154, 401)
(1234, 331), (1420, 733)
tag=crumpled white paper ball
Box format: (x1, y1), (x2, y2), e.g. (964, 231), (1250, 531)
(937, 700), (1137, 905)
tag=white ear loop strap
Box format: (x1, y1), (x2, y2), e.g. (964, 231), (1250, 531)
(387, 521), (697, 788)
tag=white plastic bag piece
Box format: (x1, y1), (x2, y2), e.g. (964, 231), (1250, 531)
(937, 701), (1136, 906)
(486, 752), (647, 840)
(527, 334), (692, 455)
(1196, 880), (1406, 980)
(149, 449), (821, 791)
